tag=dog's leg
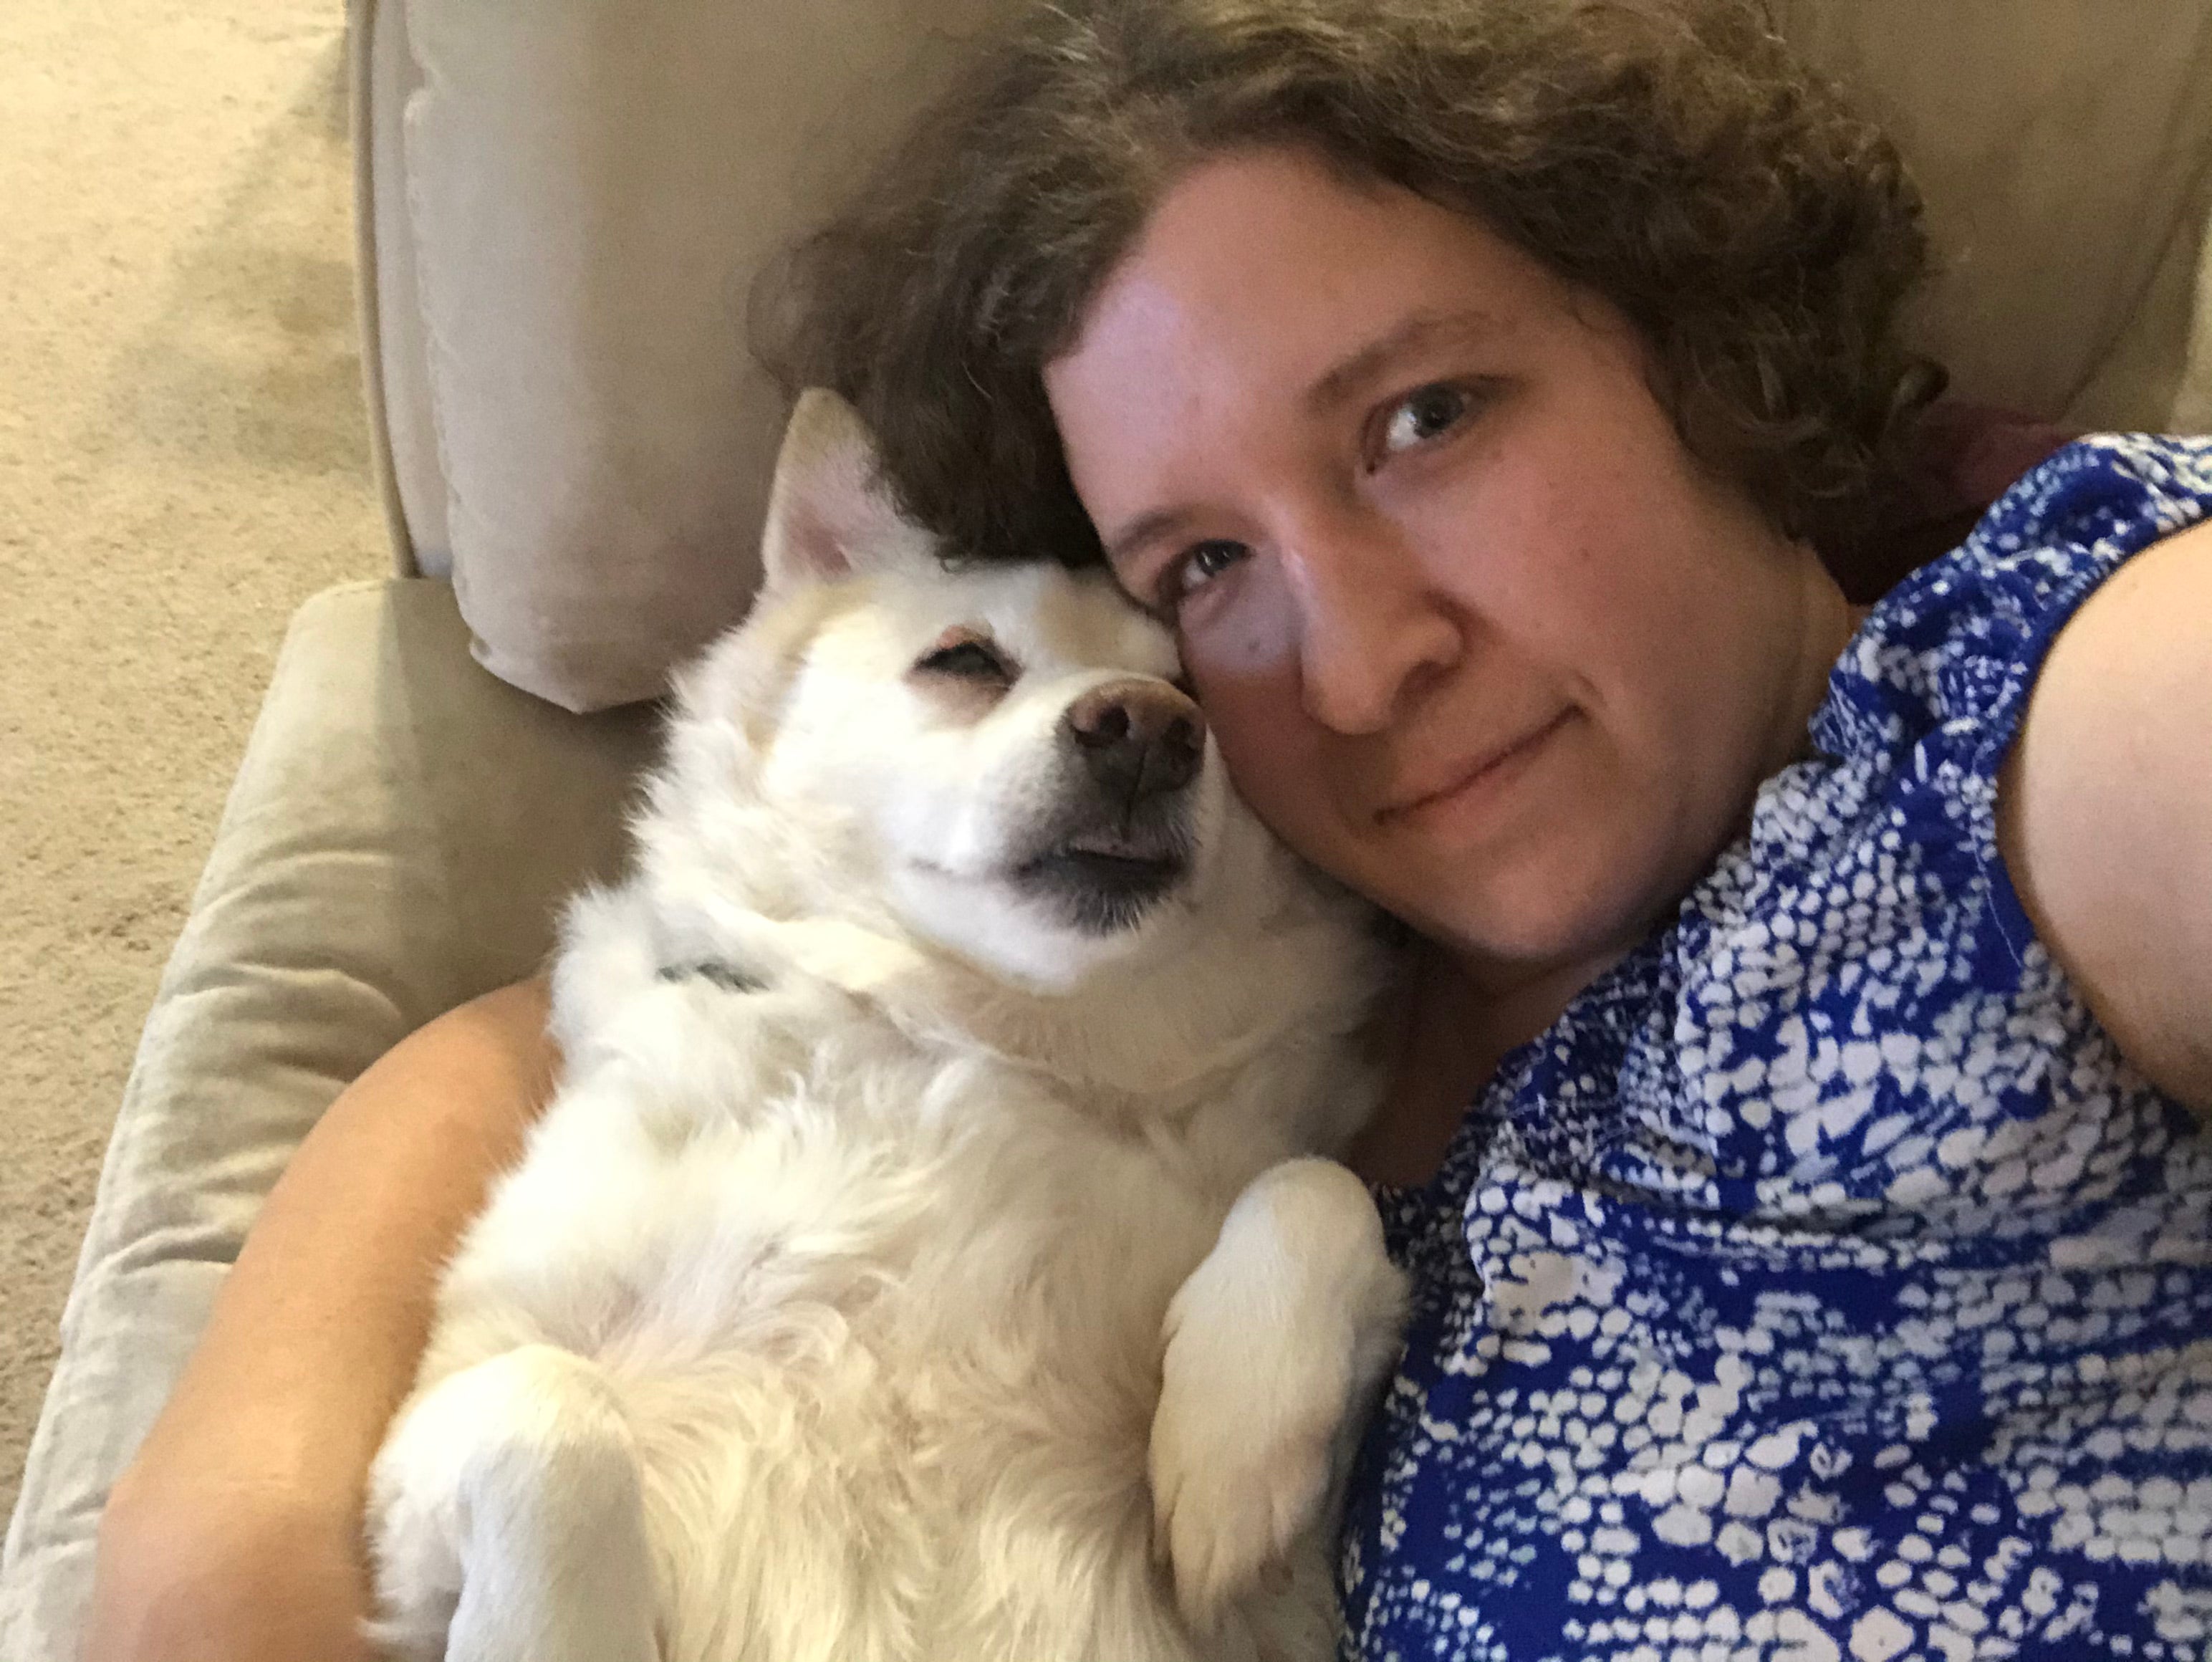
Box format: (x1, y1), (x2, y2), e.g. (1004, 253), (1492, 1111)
(1148, 1158), (1408, 1630)
(365, 1344), (660, 1662)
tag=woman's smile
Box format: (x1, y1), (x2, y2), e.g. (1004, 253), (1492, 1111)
(1376, 707), (1574, 836)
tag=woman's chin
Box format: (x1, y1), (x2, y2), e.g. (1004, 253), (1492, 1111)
(1370, 832), (1669, 989)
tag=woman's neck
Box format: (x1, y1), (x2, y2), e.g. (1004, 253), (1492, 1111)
(1347, 939), (1625, 1187)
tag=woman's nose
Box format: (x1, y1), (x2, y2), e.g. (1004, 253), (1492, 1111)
(1285, 506), (1461, 734)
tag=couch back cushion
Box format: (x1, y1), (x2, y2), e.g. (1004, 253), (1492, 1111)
(378, 0), (2212, 711)
(388, 0), (1026, 708)
(1777, 1), (2212, 435)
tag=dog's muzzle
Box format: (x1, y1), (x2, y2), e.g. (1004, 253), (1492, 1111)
(1016, 678), (1207, 933)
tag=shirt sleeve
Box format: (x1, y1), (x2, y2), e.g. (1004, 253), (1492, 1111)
(1808, 434), (2212, 970)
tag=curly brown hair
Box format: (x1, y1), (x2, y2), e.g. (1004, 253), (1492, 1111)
(759, 0), (1941, 593)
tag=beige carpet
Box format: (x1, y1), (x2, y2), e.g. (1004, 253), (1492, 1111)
(0, 1), (384, 1527)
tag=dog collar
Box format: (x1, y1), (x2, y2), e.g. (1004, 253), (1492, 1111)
(656, 959), (769, 995)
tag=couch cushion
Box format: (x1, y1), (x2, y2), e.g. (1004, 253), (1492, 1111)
(397, 0), (1026, 711)
(0, 578), (655, 1661)
(1778, 0), (2212, 433)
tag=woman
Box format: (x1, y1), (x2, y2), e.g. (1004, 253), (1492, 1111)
(90, 1), (2212, 1658)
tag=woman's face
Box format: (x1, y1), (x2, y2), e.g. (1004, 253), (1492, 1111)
(1044, 148), (1853, 981)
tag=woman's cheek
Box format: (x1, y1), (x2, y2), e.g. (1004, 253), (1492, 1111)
(1209, 714), (1340, 881)
(1178, 552), (1302, 683)
(1191, 660), (1300, 799)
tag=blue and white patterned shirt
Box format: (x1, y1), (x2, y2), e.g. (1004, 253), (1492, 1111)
(1340, 436), (2212, 1662)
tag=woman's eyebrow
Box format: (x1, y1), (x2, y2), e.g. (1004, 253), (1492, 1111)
(1306, 307), (1499, 414)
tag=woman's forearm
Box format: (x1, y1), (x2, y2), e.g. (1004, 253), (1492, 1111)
(107, 975), (559, 1528)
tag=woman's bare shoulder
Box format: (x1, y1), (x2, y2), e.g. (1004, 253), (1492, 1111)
(1999, 513), (2212, 1118)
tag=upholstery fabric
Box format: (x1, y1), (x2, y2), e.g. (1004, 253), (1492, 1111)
(1777, 1), (2212, 432)
(398, 0), (1025, 711)
(358, 0), (442, 579)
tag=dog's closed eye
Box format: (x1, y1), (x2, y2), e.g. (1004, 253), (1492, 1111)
(913, 631), (1018, 687)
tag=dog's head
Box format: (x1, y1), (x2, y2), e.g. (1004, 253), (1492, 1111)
(649, 390), (1349, 1001)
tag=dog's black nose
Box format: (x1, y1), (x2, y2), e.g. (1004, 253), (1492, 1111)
(1064, 679), (1206, 804)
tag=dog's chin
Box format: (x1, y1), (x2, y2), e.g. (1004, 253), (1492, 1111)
(1011, 841), (1191, 937)
(893, 838), (1195, 994)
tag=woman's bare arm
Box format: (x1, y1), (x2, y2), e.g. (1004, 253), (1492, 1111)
(2000, 514), (2212, 1118)
(87, 976), (559, 1662)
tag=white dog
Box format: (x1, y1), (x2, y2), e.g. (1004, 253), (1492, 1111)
(364, 391), (1409, 1662)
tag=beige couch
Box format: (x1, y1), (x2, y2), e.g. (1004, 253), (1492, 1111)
(4, 1), (2210, 1656)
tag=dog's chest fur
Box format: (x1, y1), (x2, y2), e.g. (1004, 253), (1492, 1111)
(410, 895), (1363, 1661)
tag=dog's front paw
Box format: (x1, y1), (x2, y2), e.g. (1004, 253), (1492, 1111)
(1148, 1279), (1338, 1628)
(1147, 1159), (1407, 1630)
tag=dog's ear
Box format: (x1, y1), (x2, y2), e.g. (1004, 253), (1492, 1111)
(759, 389), (928, 593)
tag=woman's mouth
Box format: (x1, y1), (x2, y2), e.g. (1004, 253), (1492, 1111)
(1377, 711), (1571, 832)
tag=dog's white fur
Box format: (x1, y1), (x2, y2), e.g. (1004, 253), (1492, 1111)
(364, 392), (1409, 1662)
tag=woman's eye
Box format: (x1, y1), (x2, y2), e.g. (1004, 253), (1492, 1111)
(1163, 539), (1249, 608)
(914, 638), (1014, 681)
(1378, 383), (1473, 460)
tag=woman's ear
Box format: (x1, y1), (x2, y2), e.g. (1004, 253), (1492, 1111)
(759, 388), (935, 594)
